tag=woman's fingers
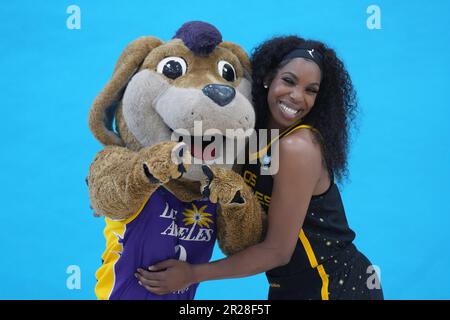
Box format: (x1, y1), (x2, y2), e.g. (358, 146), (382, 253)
(149, 259), (178, 271)
(136, 268), (164, 280)
(135, 260), (185, 296)
(135, 273), (168, 295)
(135, 273), (160, 287)
(135, 268), (172, 295)
(135, 269), (164, 287)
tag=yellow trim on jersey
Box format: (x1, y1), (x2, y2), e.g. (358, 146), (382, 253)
(299, 229), (329, 300)
(283, 124), (321, 139)
(249, 124), (320, 162)
(95, 194), (152, 300)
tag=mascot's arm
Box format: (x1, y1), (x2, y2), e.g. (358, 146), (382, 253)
(202, 166), (267, 256)
(88, 141), (188, 220)
(218, 185), (267, 256)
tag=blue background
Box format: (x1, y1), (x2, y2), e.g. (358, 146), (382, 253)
(1, 0), (449, 299)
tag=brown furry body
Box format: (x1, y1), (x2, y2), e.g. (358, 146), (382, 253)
(88, 29), (265, 260)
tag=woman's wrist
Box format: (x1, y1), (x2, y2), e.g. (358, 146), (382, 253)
(191, 263), (207, 284)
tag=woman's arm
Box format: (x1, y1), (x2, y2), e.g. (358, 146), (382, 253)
(137, 132), (323, 295)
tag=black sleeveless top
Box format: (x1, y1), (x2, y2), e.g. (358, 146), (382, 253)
(241, 124), (357, 298)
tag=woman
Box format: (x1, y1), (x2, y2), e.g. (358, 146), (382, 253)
(135, 35), (383, 300)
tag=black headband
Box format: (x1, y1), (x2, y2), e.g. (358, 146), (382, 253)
(282, 47), (324, 71)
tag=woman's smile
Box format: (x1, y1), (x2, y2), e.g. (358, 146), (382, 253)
(278, 100), (303, 119)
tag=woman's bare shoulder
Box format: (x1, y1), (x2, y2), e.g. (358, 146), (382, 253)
(278, 128), (322, 162)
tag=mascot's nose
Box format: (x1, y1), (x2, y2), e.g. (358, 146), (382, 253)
(202, 84), (235, 107)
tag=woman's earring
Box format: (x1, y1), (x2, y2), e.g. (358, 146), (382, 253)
(263, 83), (268, 89)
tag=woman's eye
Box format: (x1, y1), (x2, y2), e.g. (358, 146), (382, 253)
(156, 57), (187, 80)
(282, 77), (294, 84)
(308, 88), (319, 94)
(218, 60), (236, 82)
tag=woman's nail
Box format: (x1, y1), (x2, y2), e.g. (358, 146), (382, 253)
(148, 265), (156, 271)
(138, 281), (142, 286)
(134, 273), (138, 278)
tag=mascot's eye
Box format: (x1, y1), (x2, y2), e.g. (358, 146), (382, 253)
(156, 57), (187, 80)
(218, 60), (236, 82)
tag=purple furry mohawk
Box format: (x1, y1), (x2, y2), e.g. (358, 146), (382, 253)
(173, 21), (222, 56)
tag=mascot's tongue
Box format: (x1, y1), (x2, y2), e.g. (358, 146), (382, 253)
(190, 140), (216, 161)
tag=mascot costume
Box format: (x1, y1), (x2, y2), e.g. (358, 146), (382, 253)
(87, 21), (265, 300)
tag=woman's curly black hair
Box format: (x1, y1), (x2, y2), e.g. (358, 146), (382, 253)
(250, 36), (358, 182)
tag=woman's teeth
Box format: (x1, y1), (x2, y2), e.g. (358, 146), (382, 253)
(280, 103), (299, 115)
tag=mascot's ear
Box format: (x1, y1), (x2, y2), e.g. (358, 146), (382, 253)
(220, 41), (252, 80)
(88, 36), (163, 146)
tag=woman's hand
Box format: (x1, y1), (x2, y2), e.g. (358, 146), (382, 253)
(135, 259), (195, 295)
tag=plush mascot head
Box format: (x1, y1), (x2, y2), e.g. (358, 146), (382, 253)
(88, 21), (254, 181)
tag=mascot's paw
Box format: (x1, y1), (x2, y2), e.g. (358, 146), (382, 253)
(140, 141), (191, 184)
(201, 165), (246, 205)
